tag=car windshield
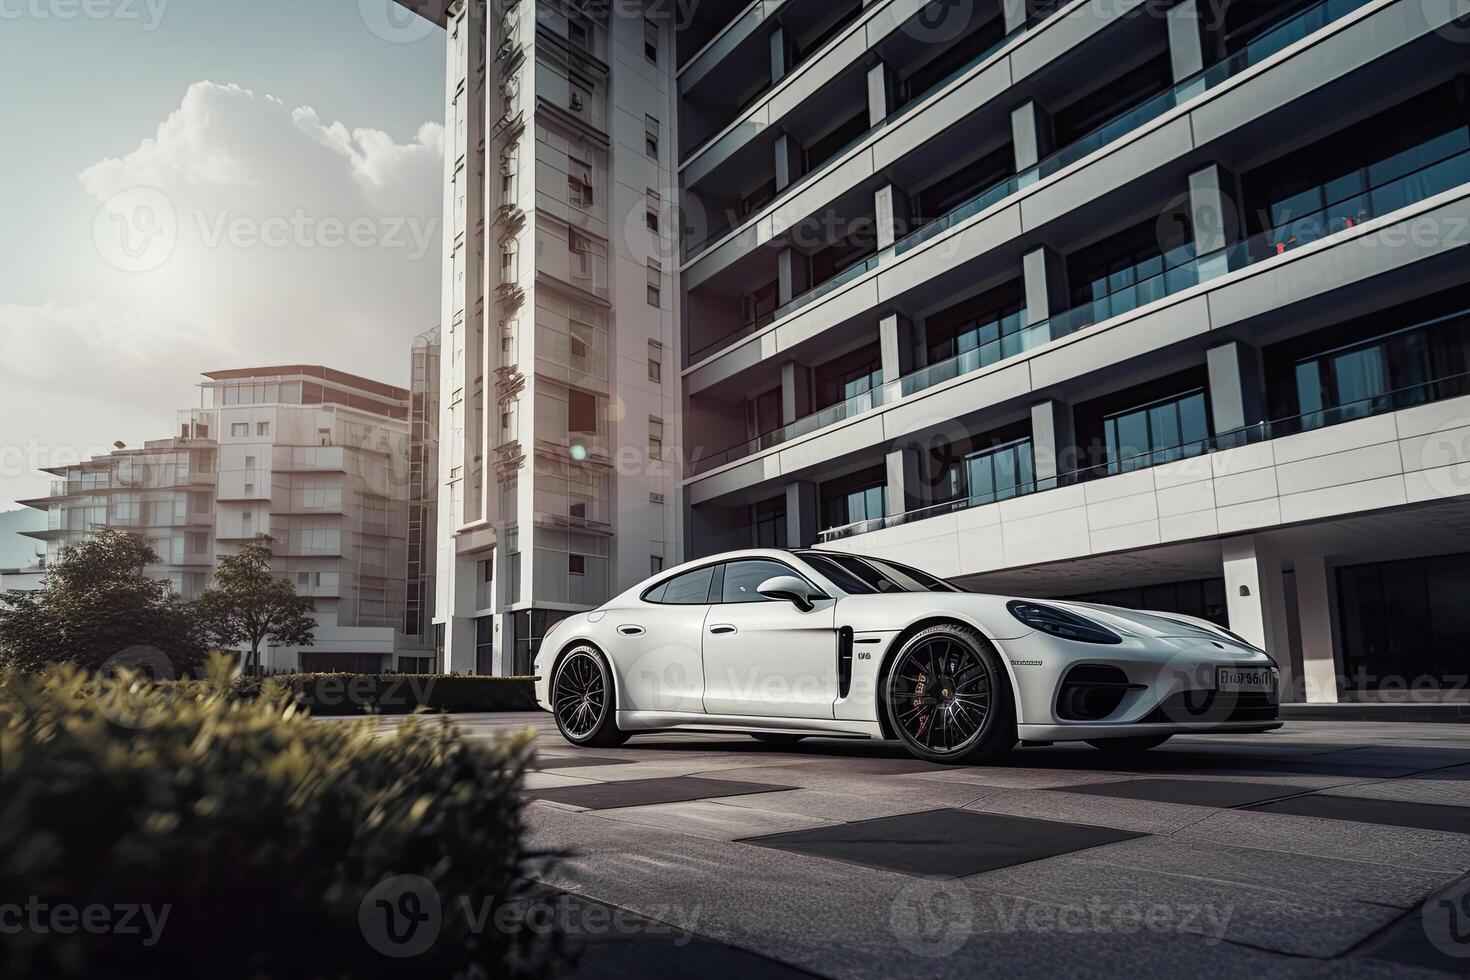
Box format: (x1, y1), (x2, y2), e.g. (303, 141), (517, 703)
(799, 552), (967, 595)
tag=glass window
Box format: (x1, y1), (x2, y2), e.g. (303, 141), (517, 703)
(800, 553), (962, 594)
(648, 566), (715, 605)
(720, 560), (796, 603)
(1104, 389), (1209, 473)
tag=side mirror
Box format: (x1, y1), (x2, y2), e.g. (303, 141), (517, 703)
(757, 575), (817, 612)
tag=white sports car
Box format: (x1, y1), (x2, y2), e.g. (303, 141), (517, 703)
(533, 549), (1281, 764)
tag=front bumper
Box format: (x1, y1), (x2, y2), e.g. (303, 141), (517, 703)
(999, 631), (1281, 737)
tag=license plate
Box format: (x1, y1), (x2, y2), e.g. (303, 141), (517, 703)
(1217, 666), (1276, 697)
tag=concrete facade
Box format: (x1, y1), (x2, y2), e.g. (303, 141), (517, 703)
(676, 0), (1470, 704)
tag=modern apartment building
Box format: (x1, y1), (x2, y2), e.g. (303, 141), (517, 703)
(400, 0), (683, 674)
(397, 0), (1470, 703)
(19, 366), (419, 673)
(677, 0), (1470, 705)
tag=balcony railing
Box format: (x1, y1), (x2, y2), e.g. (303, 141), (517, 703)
(687, 0), (1371, 364)
(690, 385), (890, 475)
(694, 148), (1470, 481)
(819, 371), (1470, 542)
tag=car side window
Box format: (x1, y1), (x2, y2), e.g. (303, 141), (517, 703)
(650, 566), (716, 605)
(720, 559), (804, 604)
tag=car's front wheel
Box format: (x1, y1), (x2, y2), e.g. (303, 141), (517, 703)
(882, 624), (1015, 765)
(551, 646), (628, 748)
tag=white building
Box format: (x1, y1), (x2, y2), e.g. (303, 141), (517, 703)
(401, 0), (1470, 704)
(402, 0), (683, 674)
(20, 365), (420, 673)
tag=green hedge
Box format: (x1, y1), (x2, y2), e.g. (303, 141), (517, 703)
(230, 673), (539, 716)
(0, 660), (561, 979)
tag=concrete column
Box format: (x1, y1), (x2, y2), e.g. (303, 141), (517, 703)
(780, 360), (810, 425)
(1167, 0), (1207, 83)
(1001, 0), (1029, 34)
(769, 25), (787, 84)
(1022, 246), (1069, 326)
(776, 246), (809, 306)
(785, 481), (818, 547)
(1030, 399), (1076, 487)
(1188, 164), (1239, 280)
(774, 132), (802, 192)
(866, 62), (891, 128)
(1294, 554), (1341, 704)
(1012, 101), (1052, 182)
(885, 446), (926, 517)
(1206, 340), (1265, 435)
(444, 554), (480, 674)
(880, 312), (925, 386)
(1222, 535), (1297, 700)
(875, 183), (912, 252)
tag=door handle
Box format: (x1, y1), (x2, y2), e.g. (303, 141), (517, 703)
(617, 625), (645, 636)
(708, 624), (737, 635)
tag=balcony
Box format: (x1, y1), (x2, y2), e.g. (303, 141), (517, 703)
(684, 0), (1382, 364)
(690, 384), (891, 476)
(820, 370), (1470, 544)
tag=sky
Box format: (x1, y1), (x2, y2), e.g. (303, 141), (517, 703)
(0, 0), (447, 509)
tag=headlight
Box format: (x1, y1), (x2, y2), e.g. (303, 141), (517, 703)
(1007, 601), (1122, 645)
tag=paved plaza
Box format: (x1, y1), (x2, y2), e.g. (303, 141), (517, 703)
(369, 712), (1470, 978)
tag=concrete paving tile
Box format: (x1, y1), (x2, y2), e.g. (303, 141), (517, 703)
(1328, 777), (1470, 807)
(523, 770), (603, 790)
(589, 800), (835, 842)
(965, 787), (1222, 835)
(906, 767), (1142, 790)
(705, 784), (995, 823)
(1067, 835), (1457, 910)
(962, 852), (1402, 958)
(1179, 807), (1470, 873)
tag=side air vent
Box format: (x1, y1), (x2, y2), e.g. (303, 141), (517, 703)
(1057, 664), (1140, 721)
(836, 627), (854, 699)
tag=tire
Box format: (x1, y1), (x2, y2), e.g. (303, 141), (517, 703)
(1086, 734), (1172, 754)
(550, 646), (628, 748)
(882, 623), (1016, 765)
(750, 733), (807, 747)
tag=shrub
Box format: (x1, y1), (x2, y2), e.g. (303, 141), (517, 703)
(230, 673), (538, 716)
(0, 659), (561, 979)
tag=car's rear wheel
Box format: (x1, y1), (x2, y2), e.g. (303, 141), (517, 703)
(750, 733), (807, 747)
(551, 647), (628, 748)
(1086, 734), (1171, 754)
(883, 624), (1015, 765)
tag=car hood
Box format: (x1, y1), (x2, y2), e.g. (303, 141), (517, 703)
(1047, 600), (1259, 647)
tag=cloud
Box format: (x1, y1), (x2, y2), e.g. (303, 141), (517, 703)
(1, 80), (443, 506)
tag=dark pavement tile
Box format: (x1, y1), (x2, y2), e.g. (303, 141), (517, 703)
(525, 776), (796, 810)
(744, 808), (1143, 879)
(1059, 777), (1310, 808)
(1250, 794), (1470, 835)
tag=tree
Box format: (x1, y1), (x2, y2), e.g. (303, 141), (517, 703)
(0, 529), (206, 674)
(195, 534), (316, 672)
